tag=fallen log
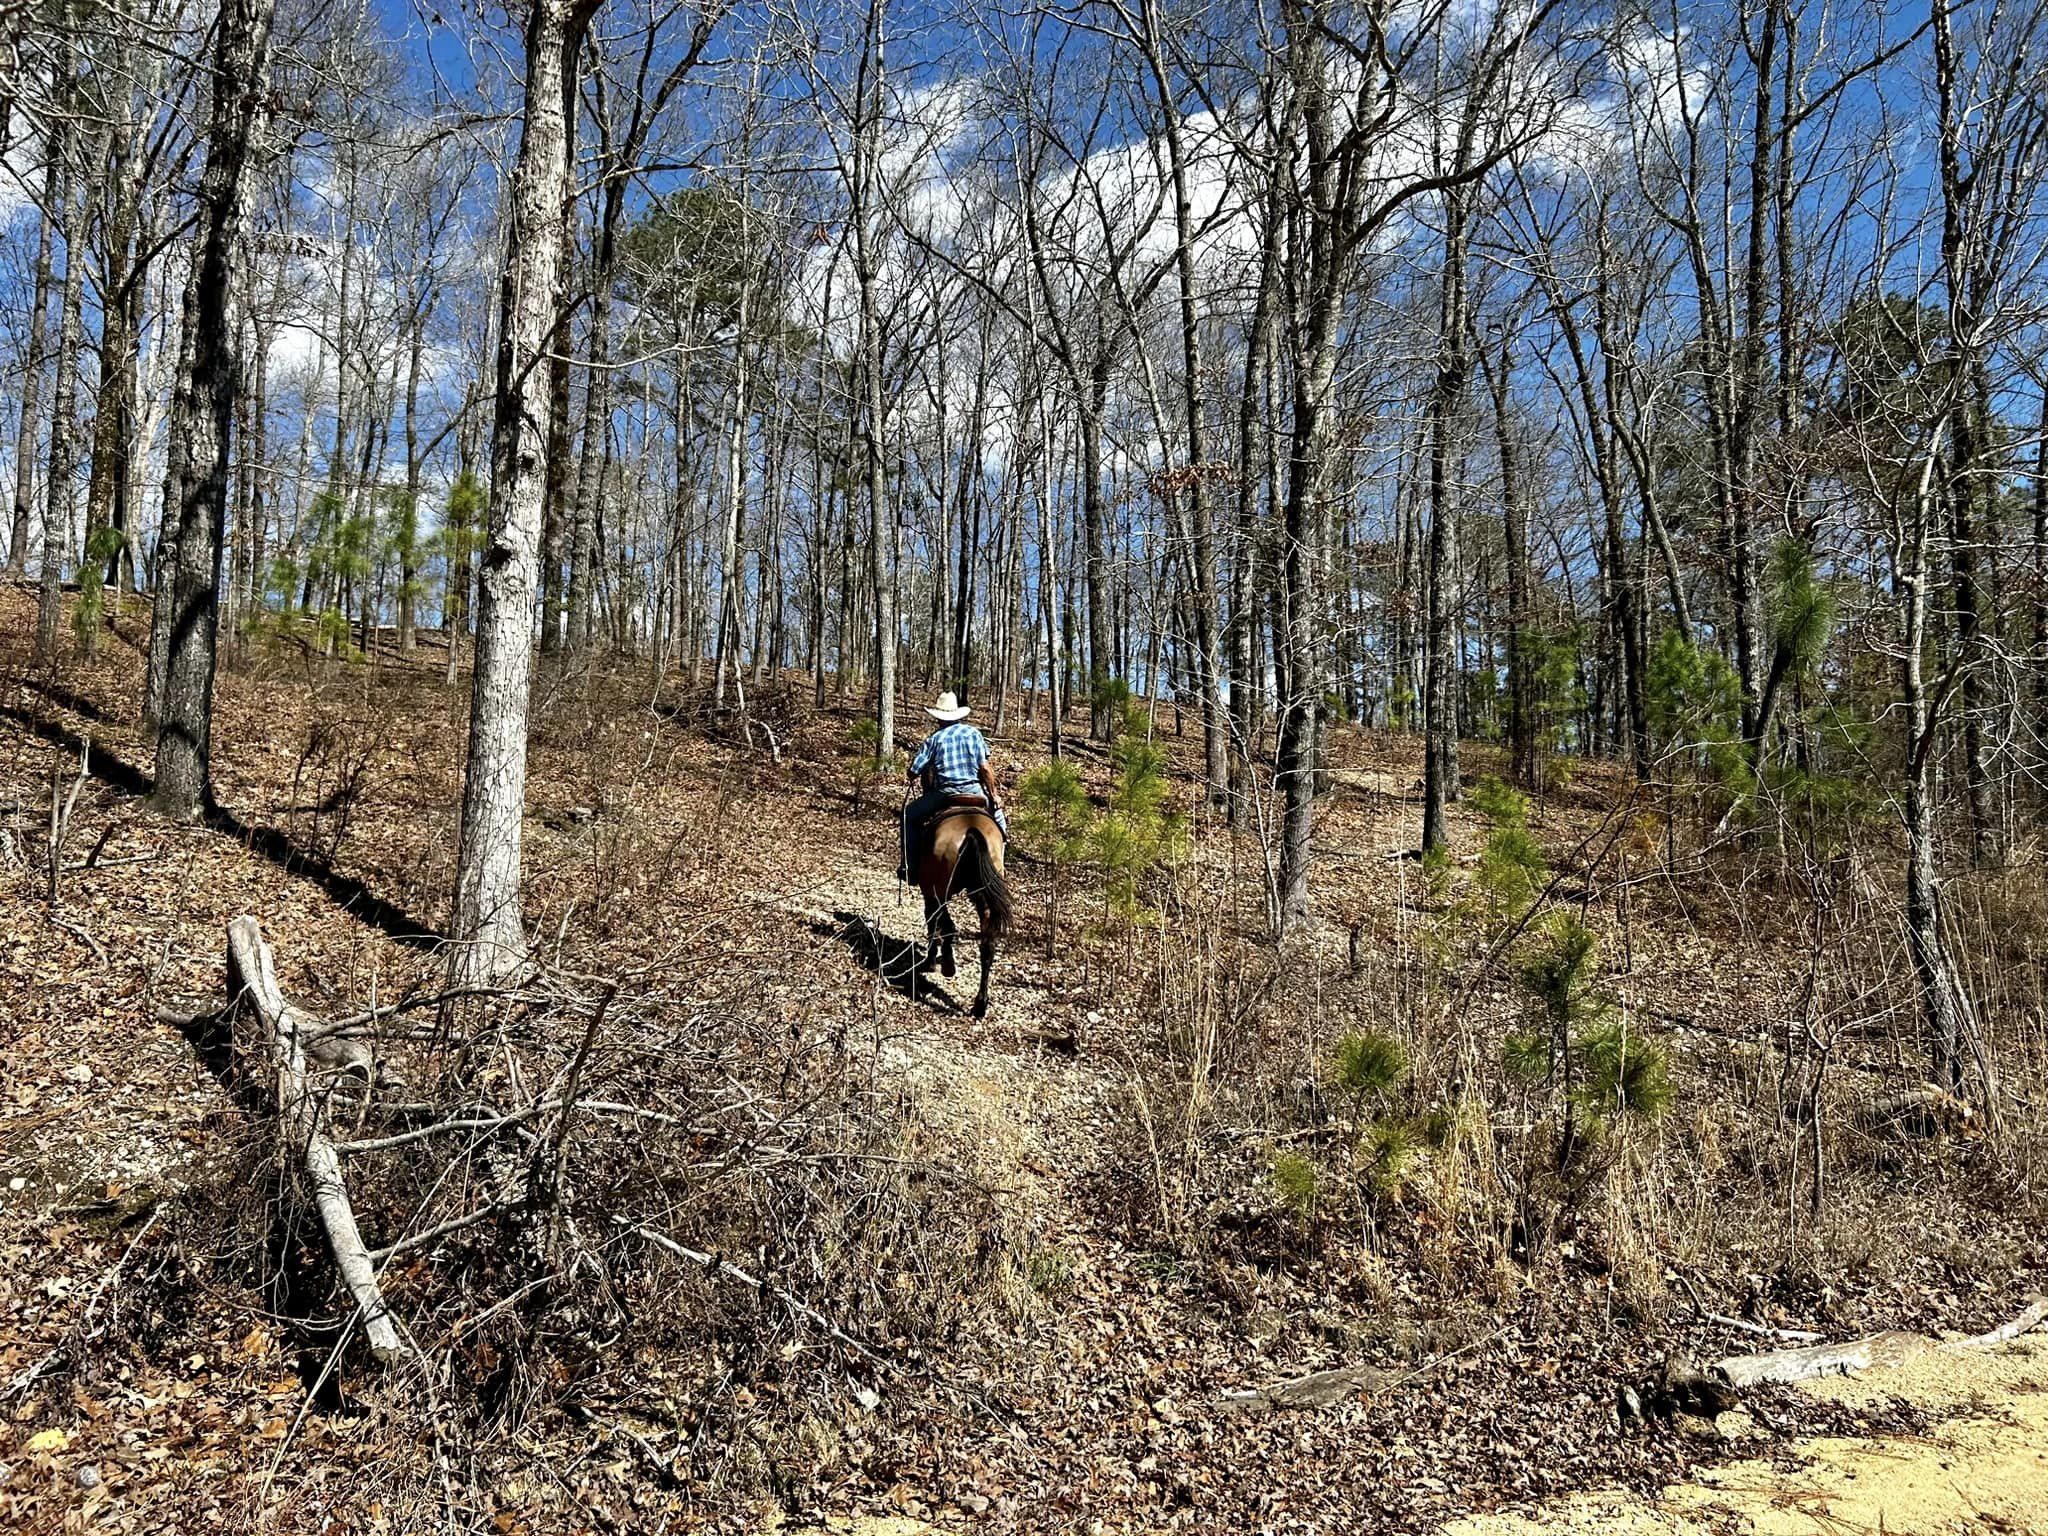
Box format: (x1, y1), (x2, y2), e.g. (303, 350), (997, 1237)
(1716, 1294), (2048, 1389)
(1961, 1294), (2048, 1348)
(226, 916), (408, 1365)
(1216, 1362), (1393, 1413)
(1717, 1330), (1932, 1388)
(1852, 1084), (1977, 1139)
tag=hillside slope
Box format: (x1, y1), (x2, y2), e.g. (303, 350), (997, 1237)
(2, 589), (2043, 1533)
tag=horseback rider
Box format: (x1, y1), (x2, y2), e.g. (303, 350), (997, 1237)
(898, 691), (1006, 881)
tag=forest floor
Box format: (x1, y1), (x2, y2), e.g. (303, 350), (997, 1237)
(1443, 1332), (2048, 1536)
(2, 584), (2045, 1533)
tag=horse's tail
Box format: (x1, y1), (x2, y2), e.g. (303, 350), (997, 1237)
(960, 828), (1013, 939)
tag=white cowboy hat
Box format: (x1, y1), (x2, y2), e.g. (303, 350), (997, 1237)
(925, 691), (971, 723)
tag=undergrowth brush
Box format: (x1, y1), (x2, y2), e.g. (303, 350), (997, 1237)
(151, 946), (1030, 1525)
(1094, 754), (2048, 1358)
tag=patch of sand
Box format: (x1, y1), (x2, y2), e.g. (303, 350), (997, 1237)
(1448, 1336), (2048, 1535)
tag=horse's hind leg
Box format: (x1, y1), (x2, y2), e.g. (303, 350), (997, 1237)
(917, 892), (943, 977)
(972, 901), (995, 1018)
(939, 902), (959, 978)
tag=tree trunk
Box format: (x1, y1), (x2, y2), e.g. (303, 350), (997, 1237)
(538, 195), (578, 656)
(1929, 0), (2004, 866)
(144, 282), (199, 733)
(1728, 0), (1782, 747)
(83, 44), (144, 653)
(566, 234), (612, 657)
(1901, 442), (1969, 1092)
(2034, 384), (2048, 810)
(449, 0), (594, 982)
(1422, 187), (1471, 853)
(1135, 0), (1226, 806)
(1029, 354), (1064, 759)
(1942, 371), (1998, 863)
(7, 173), (55, 574)
(316, 152), (359, 645)
(1479, 332), (1538, 789)
(153, 0), (277, 816)
(1229, 164), (1282, 822)
(36, 45), (90, 665)
(398, 310), (427, 653)
(444, 456), (475, 689)
(1274, 340), (1331, 926)
(1274, 38), (1341, 925)
(850, 0), (895, 753)
(1081, 352), (1113, 736)
(714, 286), (750, 707)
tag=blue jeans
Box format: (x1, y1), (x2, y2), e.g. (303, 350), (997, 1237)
(902, 788), (1006, 869)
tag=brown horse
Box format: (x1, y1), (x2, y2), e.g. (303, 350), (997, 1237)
(912, 810), (1013, 1017)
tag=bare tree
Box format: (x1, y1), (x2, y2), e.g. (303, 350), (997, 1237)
(150, 0), (279, 815)
(1273, 0), (1564, 918)
(35, 9), (97, 664)
(6, 163), (56, 575)
(449, 0), (610, 982)
(1931, 0), (2048, 867)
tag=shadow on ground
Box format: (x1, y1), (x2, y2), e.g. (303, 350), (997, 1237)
(815, 908), (966, 1013)
(1, 700), (442, 950)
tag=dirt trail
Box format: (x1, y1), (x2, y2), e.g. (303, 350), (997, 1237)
(1447, 1335), (2048, 1536)
(747, 833), (1122, 1222)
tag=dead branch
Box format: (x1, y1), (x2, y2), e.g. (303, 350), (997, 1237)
(1706, 1311), (1824, 1344)
(529, 983), (616, 1257)
(368, 1200), (519, 1263)
(629, 1222), (895, 1372)
(225, 915), (409, 1365)
(322, 982), (553, 1035)
(48, 913), (106, 965)
(1671, 1271), (1824, 1343)
(65, 850), (154, 872)
(45, 736), (87, 906)
(333, 1112), (545, 1155)
(1960, 1294), (2048, 1347)
(572, 1098), (691, 1127)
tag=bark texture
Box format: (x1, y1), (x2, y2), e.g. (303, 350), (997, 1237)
(153, 0), (277, 816)
(450, 0), (596, 983)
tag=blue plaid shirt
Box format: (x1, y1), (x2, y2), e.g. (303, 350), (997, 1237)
(911, 722), (991, 796)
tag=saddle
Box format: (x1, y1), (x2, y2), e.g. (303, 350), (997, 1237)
(908, 794), (1000, 868)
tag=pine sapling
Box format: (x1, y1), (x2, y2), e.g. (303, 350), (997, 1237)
(1014, 759), (1092, 954)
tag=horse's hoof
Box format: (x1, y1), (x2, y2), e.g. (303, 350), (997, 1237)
(971, 997), (989, 1019)
(942, 954), (957, 978)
